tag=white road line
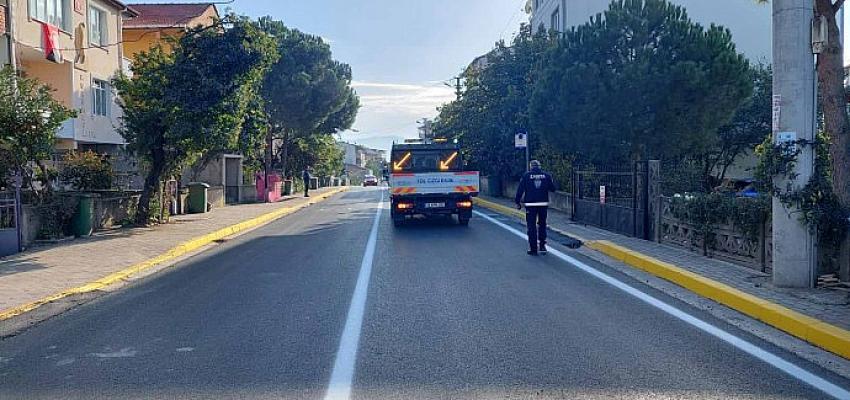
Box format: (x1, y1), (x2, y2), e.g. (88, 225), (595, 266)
(325, 191), (384, 400)
(474, 210), (850, 400)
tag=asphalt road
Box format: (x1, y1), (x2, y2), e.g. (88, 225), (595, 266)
(0, 187), (848, 399)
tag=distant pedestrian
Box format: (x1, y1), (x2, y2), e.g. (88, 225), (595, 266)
(515, 160), (557, 255)
(302, 167), (312, 197)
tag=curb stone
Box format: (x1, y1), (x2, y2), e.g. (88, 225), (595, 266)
(0, 187), (348, 327)
(474, 196), (850, 361)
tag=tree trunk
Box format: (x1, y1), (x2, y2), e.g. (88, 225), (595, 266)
(136, 147), (165, 225)
(815, 0), (850, 281)
(263, 129), (273, 202)
(816, 0), (850, 206)
(279, 130), (291, 178)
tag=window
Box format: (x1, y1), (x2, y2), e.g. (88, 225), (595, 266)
(89, 6), (107, 47)
(551, 7), (560, 32)
(92, 79), (110, 116)
(28, 0), (68, 30)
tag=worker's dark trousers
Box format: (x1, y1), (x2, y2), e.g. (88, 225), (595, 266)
(525, 206), (548, 251)
(304, 180), (309, 197)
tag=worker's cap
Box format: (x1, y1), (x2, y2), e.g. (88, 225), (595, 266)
(530, 160), (541, 168)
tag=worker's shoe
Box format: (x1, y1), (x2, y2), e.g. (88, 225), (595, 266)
(527, 250), (539, 256)
(539, 243), (548, 255)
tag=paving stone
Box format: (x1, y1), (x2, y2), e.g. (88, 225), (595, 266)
(0, 188), (340, 313)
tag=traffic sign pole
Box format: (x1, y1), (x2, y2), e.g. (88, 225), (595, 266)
(515, 130), (530, 171)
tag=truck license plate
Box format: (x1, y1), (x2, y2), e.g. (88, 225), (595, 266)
(425, 202), (445, 208)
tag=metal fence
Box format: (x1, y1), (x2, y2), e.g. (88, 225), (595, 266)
(571, 162), (651, 239)
(0, 190), (20, 256)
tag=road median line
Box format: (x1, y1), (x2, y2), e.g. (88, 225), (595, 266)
(0, 187), (348, 323)
(474, 196), (850, 361)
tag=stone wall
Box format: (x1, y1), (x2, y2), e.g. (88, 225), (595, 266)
(658, 196), (772, 272)
(208, 186), (225, 210)
(93, 194), (140, 230)
(20, 192), (140, 247)
(239, 184), (258, 204)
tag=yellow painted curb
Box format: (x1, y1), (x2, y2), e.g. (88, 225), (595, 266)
(0, 187), (348, 322)
(588, 240), (850, 360)
(476, 196), (850, 360)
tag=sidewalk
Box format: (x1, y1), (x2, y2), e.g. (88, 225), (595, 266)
(477, 195), (850, 354)
(0, 187), (344, 316)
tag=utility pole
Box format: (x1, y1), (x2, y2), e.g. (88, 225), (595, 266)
(445, 76), (463, 101)
(417, 118), (434, 140)
(772, 0), (817, 288)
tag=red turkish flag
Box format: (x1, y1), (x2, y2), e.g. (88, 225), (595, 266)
(42, 23), (63, 63)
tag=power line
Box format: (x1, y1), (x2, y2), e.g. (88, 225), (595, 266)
(497, 2), (527, 42)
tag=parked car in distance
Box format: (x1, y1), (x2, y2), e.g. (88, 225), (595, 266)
(363, 175), (379, 187)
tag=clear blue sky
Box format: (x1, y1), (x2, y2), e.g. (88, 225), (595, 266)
(131, 0), (528, 152)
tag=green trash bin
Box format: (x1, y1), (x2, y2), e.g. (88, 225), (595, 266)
(72, 194), (97, 237)
(187, 182), (210, 214)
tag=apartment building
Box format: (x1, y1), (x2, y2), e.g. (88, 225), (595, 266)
(122, 2), (218, 62)
(10, 0), (136, 153)
(526, 0), (772, 61)
(0, 0), (10, 66)
(338, 142), (386, 169)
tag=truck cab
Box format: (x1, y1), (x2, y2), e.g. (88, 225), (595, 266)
(389, 141), (480, 226)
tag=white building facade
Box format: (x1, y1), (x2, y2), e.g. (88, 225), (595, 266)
(527, 0), (772, 61)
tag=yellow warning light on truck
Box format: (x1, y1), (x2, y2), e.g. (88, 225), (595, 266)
(440, 151), (459, 170)
(393, 152), (411, 171)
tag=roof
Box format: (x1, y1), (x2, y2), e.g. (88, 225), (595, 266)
(124, 3), (217, 29)
(96, 0), (138, 17)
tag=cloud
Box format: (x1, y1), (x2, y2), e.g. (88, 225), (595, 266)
(351, 81), (429, 91)
(352, 80), (456, 116)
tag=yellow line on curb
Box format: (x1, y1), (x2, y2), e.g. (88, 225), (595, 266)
(0, 187), (348, 322)
(474, 196), (850, 361)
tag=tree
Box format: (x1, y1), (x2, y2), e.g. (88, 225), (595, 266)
(708, 64), (773, 184)
(60, 151), (114, 191)
(434, 24), (552, 179)
(529, 0), (753, 165)
(258, 17), (359, 179)
(0, 67), (76, 195)
(285, 134), (344, 178)
(115, 16), (278, 224)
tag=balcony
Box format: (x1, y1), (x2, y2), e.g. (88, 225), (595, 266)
(56, 119), (75, 140)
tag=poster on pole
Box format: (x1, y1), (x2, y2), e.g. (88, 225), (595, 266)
(515, 131), (528, 149)
(600, 186), (606, 205)
(772, 95), (781, 133)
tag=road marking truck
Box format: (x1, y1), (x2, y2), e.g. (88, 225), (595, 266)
(389, 140), (480, 226)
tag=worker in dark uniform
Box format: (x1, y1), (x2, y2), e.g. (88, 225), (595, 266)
(302, 167), (312, 197)
(515, 160), (557, 255)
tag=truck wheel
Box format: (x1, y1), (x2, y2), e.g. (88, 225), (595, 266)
(458, 216), (470, 226)
(393, 217), (404, 227)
